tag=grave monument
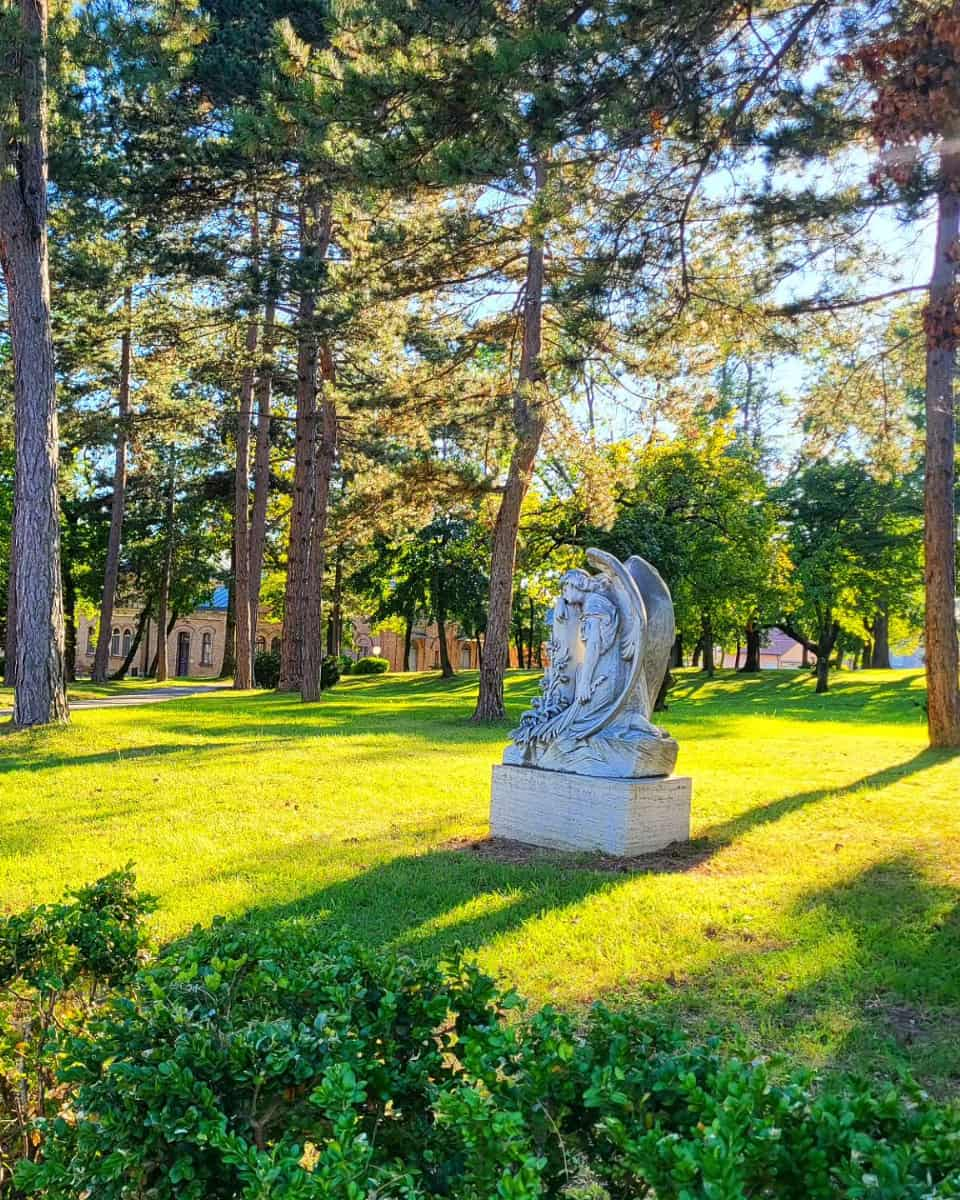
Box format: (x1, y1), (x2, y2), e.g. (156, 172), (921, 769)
(490, 549), (692, 855)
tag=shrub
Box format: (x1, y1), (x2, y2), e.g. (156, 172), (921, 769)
(320, 654), (341, 690)
(20, 922), (960, 1200)
(337, 653), (353, 675)
(253, 648), (280, 689)
(0, 870), (154, 1189)
(352, 655), (389, 675)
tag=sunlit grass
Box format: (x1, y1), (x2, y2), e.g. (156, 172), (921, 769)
(1, 666), (958, 1089)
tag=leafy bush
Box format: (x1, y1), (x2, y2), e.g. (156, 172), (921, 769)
(20, 922), (960, 1200)
(320, 654), (341, 690)
(337, 653), (354, 675)
(254, 651), (340, 691)
(352, 655), (390, 675)
(0, 870), (153, 1190)
(253, 649), (280, 689)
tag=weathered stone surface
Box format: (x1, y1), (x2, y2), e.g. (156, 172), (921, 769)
(490, 764), (692, 857)
(504, 549), (678, 779)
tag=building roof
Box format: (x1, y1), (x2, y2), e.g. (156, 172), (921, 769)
(199, 585), (229, 612)
(762, 628), (803, 658)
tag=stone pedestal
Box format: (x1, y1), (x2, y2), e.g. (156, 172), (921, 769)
(490, 764), (692, 857)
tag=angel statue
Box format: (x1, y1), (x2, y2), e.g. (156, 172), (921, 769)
(503, 549), (679, 778)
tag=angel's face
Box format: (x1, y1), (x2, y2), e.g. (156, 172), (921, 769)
(561, 578), (585, 605)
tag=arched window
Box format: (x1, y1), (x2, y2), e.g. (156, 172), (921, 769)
(201, 631), (213, 666)
(270, 636), (281, 652)
(256, 636), (267, 654)
(122, 628), (133, 656)
(110, 627), (121, 657)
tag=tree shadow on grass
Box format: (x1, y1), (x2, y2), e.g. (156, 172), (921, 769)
(612, 853), (960, 1092)
(192, 842), (623, 970)
(0, 740), (247, 775)
(693, 749), (946, 855)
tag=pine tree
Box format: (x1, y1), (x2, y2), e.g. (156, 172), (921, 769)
(0, 0), (68, 726)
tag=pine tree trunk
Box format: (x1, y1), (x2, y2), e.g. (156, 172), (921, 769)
(112, 603), (149, 680)
(92, 286), (133, 683)
(473, 156), (548, 721)
(154, 467), (175, 683)
(924, 153), (960, 746)
(326, 546), (342, 657)
(62, 535), (76, 682)
(281, 193), (330, 693)
(740, 620), (761, 673)
(833, 635), (845, 671)
(220, 539), (236, 679)
(3, 539), (15, 686)
(233, 306), (259, 690)
(733, 640), (741, 670)
(871, 610), (891, 669)
(0, 0), (68, 727)
(671, 635), (682, 668)
(248, 214), (279, 636)
(475, 633), (483, 669)
(301, 342), (338, 703)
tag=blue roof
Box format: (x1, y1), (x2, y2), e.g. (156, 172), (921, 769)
(200, 585), (229, 611)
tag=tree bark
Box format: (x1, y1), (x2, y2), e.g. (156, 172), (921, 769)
(234, 205), (263, 691)
(233, 314), (259, 689)
(3, 536), (15, 686)
(112, 603), (149, 680)
(281, 193), (330, 693)
(148, 610), (178, 678)
(326, 545), (342, 657)
(691, 638), (702, 669)
(154, 464), (175, 683)
(670, 635), (682, 668)
(871, 610), (891, 669)
(833, 635), (845, 671)
(654, 669), (672, 712)
(92, 285), (133, 682)
(435, 570), (455, 680)
(701, 616), (715, 677)
(220, 537), (236, 679)
(61, 530), (76, 682)
(301, 341), (337, 703)
(0, 0), (68, 726)
(248, 211), (279, 639)
(403, 612), (414, 671)
(740, 620), (761, 673)
(473, 156), (548, 721)
(924, 151), (960, 746)
(815, 621), (839, 694)
(733, 639), (741, 671)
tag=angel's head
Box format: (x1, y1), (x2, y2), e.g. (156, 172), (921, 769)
(560, 568), (604, 604)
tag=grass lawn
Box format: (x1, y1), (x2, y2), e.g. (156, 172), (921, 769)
(1, 667), (958, 1091)
(0, 677), (227, 707)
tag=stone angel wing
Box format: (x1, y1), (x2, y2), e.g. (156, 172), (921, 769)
(572, 548), (649, 740)
(626, 555), (675, 720)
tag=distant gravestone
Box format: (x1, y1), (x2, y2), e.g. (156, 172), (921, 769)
(490, 549), (692, 856)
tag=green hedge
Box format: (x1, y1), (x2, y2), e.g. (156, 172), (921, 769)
(352, 655), (390, 675)
(253, 650), (340, 690)
(18, 919), (960, 1200)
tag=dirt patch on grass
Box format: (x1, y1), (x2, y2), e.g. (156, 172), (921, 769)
(444, 835), (714, 874)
